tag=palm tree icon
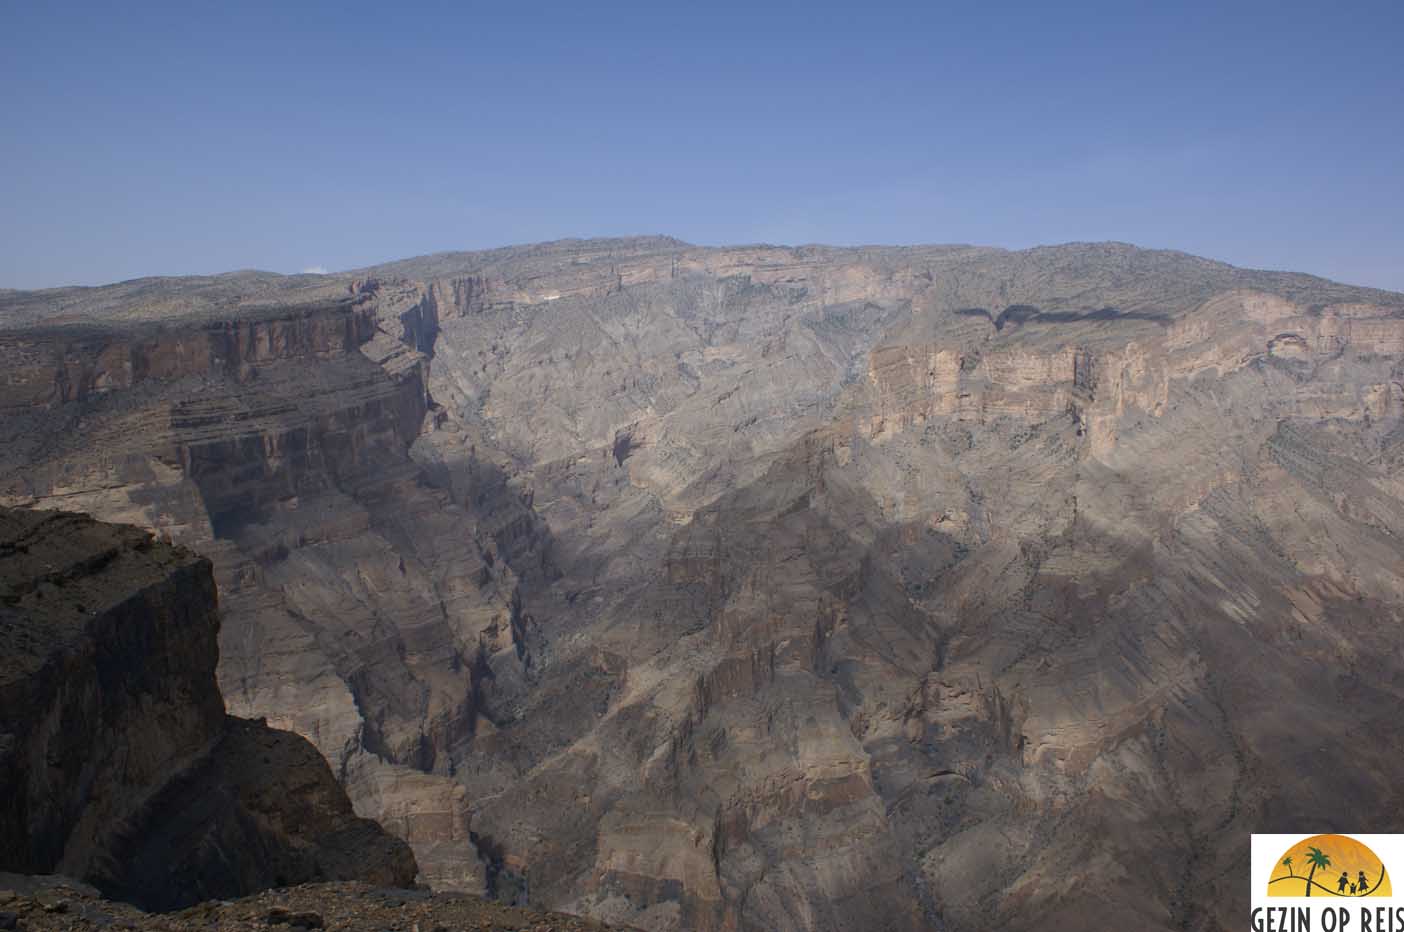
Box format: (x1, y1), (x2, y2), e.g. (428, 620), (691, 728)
(1282, 857), (1295, 878)
(1304, 846), (1333, 897)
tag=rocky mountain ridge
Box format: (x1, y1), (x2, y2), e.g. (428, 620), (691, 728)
(2, 238), (1402, 931)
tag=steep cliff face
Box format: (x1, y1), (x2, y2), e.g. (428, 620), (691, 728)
(2, 239), (1403, 932)
(0, 280), (535, 893)
(0, 507), (417, 910)
(0, 509), (223, 880)
(363, 242), (1404, 932)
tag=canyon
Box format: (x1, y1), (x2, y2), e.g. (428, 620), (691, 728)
(1, 237), (1402, 931)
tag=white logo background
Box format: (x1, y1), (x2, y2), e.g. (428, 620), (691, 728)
(1252, 834), (1403, 930)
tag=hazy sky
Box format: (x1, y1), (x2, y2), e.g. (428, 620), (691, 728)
(3, 0), (1401, 291)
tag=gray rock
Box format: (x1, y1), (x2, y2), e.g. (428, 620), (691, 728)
(3, 237), (1402, 931)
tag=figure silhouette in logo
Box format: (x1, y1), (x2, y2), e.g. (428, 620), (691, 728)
(1351, 883), (1358, 895)
(1358, 871), (1370, 895)
(1338, 872), (1349, 894)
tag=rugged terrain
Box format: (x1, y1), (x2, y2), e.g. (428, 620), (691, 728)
(0, 875), (626, 932)
(0, 507), (416, 909)
(2, 237), (1402, 931)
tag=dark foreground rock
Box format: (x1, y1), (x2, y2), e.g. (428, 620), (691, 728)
(0, 877), (628, 932)
(0, 508), (417, 910)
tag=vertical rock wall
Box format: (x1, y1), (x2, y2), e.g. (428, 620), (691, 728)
(0, 507), (417, 910)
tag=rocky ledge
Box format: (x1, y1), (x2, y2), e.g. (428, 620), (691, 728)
(0, 508), (417, 911)
(0, 877), (628, 932)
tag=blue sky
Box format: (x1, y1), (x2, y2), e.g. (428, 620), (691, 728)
(2, 0), (1401, 290)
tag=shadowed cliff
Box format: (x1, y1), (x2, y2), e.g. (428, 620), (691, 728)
(0, 507), (417, 910)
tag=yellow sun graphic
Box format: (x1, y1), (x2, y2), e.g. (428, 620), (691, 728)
(1269, 834), (1391, 898)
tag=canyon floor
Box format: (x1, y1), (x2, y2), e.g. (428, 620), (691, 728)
(2, 237), (1402, 931)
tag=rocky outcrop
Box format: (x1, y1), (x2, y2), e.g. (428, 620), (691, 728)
(97, 717), (418, 911)
(0, 507), (417, 910)
(0, 509), (223, 881)
(0, 876), (629, 932)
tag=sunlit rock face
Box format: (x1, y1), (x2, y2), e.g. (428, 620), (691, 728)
(3, 237), (1403, 931)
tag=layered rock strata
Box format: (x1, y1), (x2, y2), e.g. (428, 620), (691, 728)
(0, 282), (518, 893)
(2, 238), (1402, 931)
